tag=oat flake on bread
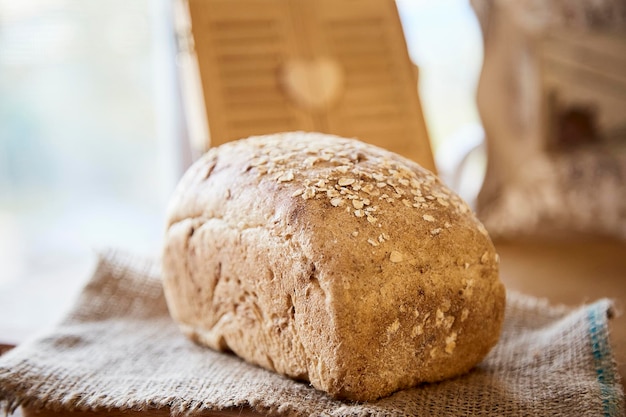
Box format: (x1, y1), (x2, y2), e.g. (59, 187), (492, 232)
(162, 132), (505, 402)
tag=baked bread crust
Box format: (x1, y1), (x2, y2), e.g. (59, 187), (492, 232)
(162, 132), (505, 401)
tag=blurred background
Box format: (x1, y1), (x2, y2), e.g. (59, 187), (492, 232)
(0, 0), (181, 341)
(0, 0), (485, 343)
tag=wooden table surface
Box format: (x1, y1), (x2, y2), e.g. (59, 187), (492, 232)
(7, 238), (626, 417)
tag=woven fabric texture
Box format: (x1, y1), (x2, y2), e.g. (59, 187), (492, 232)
(0, 250), (623, 416)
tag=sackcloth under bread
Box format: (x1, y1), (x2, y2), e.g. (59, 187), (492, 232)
(0, 250), (623, 416)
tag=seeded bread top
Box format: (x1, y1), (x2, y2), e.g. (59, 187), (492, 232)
(168, 132), (490, 261)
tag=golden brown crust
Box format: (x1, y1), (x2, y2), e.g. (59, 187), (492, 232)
(162, 132), (505, 401)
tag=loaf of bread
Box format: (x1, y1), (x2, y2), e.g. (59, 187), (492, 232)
(162, 132), (505, 401)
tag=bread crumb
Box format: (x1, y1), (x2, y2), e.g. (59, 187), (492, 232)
(367, 238), (379, 247)
(387, 319), (400, 334)
(251, 156), (268, 166)
(292, 189), (304, 197)
(445, 332), (457, 354)
(326, 188), (339, 198)
(435, 309), (445, 326)
(302, 187), (316, 200)
(390, 251), (404, 263)
(351, 231), (359, 237)
(277, 170), (294, 182)
(480, 251), (489, 264)
(423, 214), (435, 222)
(444, 315), (455, 330)
(352, 200), (364, 209)
(430, 228), (442, 236)
(463, 279), (475, 297)
(411, 325), (423, 338)
(461, 308), (469, 322)
(330, 197), (343, 207)
(303, 156), (318, 166)
(338, 178), (355, 186)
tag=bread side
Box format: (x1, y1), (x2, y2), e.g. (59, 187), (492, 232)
(162, 132), (505, 401)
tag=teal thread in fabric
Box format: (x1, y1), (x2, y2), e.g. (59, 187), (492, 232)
(587, 301), (622, 417)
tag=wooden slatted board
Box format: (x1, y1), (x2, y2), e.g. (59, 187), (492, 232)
(186, 0), (436, 173)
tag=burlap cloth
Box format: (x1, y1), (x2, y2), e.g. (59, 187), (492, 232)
(0, 250), (623, 417)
